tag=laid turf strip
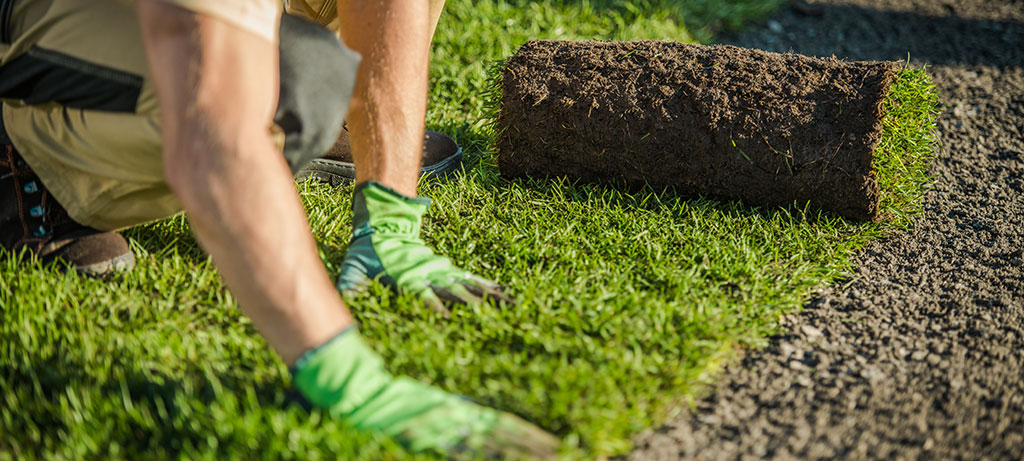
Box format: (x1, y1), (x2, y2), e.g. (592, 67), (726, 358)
(497, 40), (900, 221)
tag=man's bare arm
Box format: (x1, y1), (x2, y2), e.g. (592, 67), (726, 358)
(136, 1), (352, 365)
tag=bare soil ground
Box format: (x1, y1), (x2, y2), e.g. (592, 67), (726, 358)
(629, 0), (1024, 459)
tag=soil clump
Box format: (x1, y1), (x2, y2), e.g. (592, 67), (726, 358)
(628, 0), (1024, 459)
(497, 40), (900, 220)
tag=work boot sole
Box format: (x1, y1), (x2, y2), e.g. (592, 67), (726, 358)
(76, 251), (135, 277)
(296, 131), (463, 186)
(41, 230), (136, 277)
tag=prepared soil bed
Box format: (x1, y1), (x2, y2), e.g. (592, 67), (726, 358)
(496, 40), (903, 220)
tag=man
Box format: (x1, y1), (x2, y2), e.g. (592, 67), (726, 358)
(0, 0), (558, 457)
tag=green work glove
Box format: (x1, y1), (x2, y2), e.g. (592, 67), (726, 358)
(292, 328), (560, 459)
(337, 181), (513, 314)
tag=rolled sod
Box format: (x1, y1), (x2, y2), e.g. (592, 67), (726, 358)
(495, 40), (909, 221)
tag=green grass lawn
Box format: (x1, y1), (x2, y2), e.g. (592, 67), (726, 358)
(0, 1), (938, 459)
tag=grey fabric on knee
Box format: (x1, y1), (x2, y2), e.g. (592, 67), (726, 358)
(276, 13), (360, 174)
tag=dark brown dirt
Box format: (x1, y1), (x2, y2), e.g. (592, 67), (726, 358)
(496, 40), (900, 220)
(628, 0), (1024, 459)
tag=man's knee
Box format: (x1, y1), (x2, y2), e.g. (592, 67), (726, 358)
(276, 13), (361, 173)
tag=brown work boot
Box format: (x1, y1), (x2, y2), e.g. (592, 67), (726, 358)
(295, 125), (463, 186)
(1, 144), (134, 276)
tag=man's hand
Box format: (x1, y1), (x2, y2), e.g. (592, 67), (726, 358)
(293, 328), (559, 459)
(337, 182), (513, 315)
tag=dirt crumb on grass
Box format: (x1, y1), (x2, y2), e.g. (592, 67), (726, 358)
(497, 40), (900, 220)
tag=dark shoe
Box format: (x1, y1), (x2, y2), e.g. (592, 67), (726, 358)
(295, 127), (463, 186)
(1, 145), (134, 276)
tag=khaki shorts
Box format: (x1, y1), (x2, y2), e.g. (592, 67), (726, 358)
(0, 0), (358, 230)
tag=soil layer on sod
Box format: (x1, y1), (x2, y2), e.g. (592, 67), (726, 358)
(629, 0), (1024, 459)
(496, 40), (900, 220)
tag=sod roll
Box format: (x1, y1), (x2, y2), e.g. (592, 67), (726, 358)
(496, 40), (901, 221)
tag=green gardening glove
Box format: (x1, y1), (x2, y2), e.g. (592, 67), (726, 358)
(292, 328), (560, 459)
(337, 181), (513, 314)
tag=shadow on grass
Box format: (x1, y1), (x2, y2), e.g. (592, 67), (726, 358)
(2, 350), (302, 455)
(486, 165), (861, 229)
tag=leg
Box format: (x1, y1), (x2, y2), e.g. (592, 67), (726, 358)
(0, 7), (354, 276)
(0, 0), (158, 274)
